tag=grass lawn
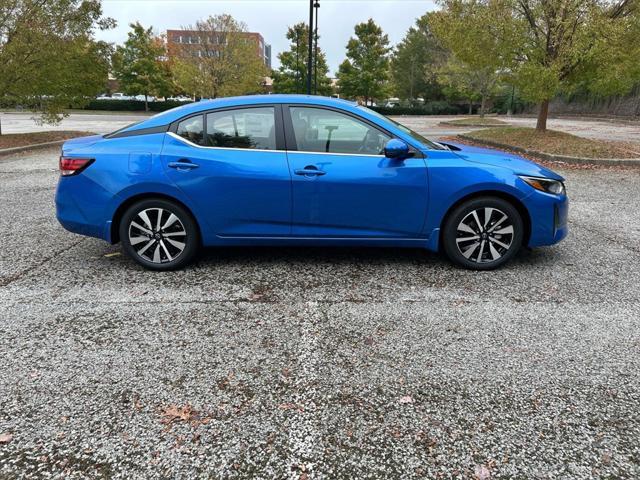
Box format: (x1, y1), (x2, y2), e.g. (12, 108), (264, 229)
(0, 131), (94, 149)
(443, 117), (509, 126)
(463, 127), (640, 159)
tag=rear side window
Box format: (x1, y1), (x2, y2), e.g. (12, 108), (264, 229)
(206, 107), (276, 150)
(176, 115), (205, 145)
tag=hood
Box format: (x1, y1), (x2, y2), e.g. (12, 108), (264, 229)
(440, 141), (564, 181)
(62, 134), (103, 154)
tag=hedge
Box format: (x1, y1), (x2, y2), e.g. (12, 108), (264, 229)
(369, 102), (473, 116)
(84, 99), (194, 112)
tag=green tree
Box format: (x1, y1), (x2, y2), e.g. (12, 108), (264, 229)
(391, 13), (446, 103)
(112, 22), (173, 111)
(337, 19), (391, 105)
(0, 0), (113, 130)
(430, 0), (517, 117)
(272, 23), (333, 96)
(510, 0), (640, 131)
(171, 14), (267, 99)
(431, 0), (640, 131)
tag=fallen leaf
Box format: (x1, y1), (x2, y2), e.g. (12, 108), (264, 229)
(103, 252), (121, 258)
(398, 395), (414, 404)
(0, 433), (13, 444)
(474, 464), (491, 480)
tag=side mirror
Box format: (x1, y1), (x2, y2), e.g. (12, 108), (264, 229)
(384, 139), (411, 159)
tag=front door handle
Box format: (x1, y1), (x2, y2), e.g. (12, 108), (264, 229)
(294, 166), (326, 177)
(168, 159), (199, 170)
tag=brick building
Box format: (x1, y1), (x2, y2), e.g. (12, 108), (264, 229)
(166, 29), (271, 69)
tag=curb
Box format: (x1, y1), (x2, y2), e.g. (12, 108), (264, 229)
(457, 134), (640, 167)
(0, 140), (65, 157)
(439, 122), (511, 128)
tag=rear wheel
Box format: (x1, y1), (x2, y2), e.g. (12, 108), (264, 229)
(119, 199), (199, 271)
(442, 197), (523, 270)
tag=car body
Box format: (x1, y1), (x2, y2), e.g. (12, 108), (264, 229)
(56, 94), (568, 270)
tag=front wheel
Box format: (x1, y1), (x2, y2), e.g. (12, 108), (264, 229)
(442, 197), (523, 270)
(119, 199), (199, 271)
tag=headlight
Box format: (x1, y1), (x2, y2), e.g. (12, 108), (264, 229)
(519, 176), (566, 195)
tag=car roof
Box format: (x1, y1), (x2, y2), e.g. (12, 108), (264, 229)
(118, 94), (360, 133)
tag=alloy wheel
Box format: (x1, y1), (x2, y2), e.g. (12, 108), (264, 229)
(455, 207), (515, 264)
(128, 208), (187, 264)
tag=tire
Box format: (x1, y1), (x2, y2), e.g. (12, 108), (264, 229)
(119, 198), (199, 271)
(442, 196), (523, 270)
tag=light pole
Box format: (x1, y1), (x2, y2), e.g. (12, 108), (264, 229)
(314, 1), (320, 95)
(307, 0), (314, 95)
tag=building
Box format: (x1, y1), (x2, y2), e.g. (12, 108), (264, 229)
(166, 29), (271, 69)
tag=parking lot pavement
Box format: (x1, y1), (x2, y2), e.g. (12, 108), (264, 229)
(3, 110), (640, 145)
(1, 147), (639, 479)
(390, 115), (640, 146)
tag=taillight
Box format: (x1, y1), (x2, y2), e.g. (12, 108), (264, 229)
(59, 157), (94, 176)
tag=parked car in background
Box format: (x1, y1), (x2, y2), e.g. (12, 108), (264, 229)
(110, 93), (133, 101)
(56, 95), (568, 271)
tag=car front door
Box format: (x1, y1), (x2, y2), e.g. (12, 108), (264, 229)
(284, 105), (428, 238)
(161, 105), (291, 237)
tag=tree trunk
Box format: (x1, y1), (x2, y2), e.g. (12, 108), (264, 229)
(468, 99), (473, 115)
(536, 99), (549, 132)
(480, 94), (486, 118)
(144, 94), (149, 112)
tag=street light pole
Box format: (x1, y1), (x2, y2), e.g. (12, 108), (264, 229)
(314, 1), (319, 95)
(307, 0), (314, 95)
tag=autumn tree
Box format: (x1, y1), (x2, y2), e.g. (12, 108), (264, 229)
(0, 0), (113, 129)
(391, 13), (446, 103)
(431, 0), (640, 131)
(272, 23), (333, 96)
(171, 14), (268, 99)
(430, 0), (517, 117)
(511, 0), (640, 131)
(337, 19), (391, 105)
(112, 22), (173, 111)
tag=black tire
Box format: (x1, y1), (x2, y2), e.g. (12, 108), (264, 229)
(119, 198), (199, 271)
(442, 196), (523, 270)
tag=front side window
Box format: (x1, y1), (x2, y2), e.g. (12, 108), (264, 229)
(206, 107), (276, 150)
(176, 115), (204, 145)
(290, 107), (391, 155)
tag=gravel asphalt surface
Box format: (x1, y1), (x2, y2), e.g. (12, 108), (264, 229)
(1, 147), (639, 479)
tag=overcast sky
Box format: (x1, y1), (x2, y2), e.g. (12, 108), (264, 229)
(96, 0), (438, 75)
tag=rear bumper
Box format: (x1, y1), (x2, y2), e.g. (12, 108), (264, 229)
(55, 176), (114, 241)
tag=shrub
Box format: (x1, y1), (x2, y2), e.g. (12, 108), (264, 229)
(369, 101), (471, 115)
(84, 99), (193, 112)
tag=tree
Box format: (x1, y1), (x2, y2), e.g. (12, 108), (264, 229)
(438, 58), (500, 117)
(0, 0), (113, 130)
(112, 23), (173, 111)
(272, 23), (333, 96)
(510, 0), (640, 131)
(171, 14), (268, 99)
(337, 19), (391, 105)
(391, 13), (446, 103)
(430, 0), (517, 117)
(431, 0), (640, 131)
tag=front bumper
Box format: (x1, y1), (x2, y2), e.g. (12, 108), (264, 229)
(526, 191), (568, 247)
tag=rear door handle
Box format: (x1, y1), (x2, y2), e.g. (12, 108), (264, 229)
(294, 166), (326, 177)
(168, 159), (199, 170)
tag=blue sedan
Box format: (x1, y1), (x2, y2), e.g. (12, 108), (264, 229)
(56, 94), (568, 270)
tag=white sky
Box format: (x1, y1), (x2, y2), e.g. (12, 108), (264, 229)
(96, 0), (438, 75)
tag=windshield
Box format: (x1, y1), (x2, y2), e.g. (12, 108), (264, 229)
(358, 106), (445, 150)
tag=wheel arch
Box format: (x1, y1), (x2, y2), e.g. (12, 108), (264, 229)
(110, 192), (203, 245)
(439, 190), (532, 249)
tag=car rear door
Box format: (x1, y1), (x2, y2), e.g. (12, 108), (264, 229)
(283, 105), (428, 238)
(161, 105), (291, 237)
